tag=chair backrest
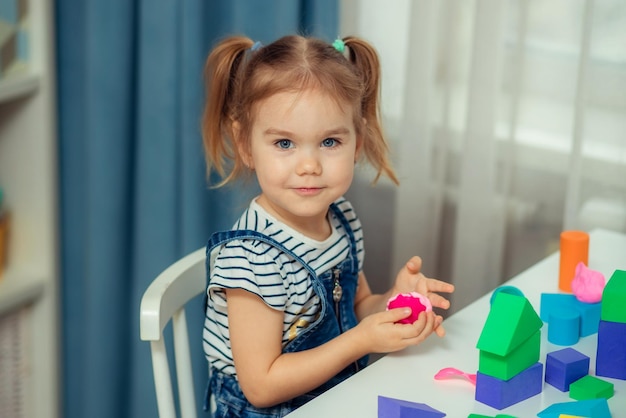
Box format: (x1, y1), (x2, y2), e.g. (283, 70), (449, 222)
(140, 247), (206, 418)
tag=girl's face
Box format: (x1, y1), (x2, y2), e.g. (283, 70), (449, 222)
(243, 88), (361, 237)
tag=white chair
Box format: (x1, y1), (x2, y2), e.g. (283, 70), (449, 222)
(140, 247), (206, 418)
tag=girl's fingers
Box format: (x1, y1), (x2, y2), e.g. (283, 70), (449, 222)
(428, 293), (451, 310)
(410, 311), (434, 338)
(386, 307), (413, 323)
(405, 256), (422, 274)
(426, 279), (455, 294)
(434, 315), (446, 337)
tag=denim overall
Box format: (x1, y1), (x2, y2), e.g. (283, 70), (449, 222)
(204, 203), (368, 417)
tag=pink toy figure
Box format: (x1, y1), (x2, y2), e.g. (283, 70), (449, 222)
(571, 261), (606, 303)
(387, 292), (432, 324)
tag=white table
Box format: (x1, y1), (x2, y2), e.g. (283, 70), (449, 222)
(287, 228), (626, 417)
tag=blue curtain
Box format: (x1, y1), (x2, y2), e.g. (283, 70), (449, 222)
(55, 1), (337, 417)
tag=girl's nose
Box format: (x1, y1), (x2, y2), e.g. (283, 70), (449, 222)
(296, 152), (322, 175)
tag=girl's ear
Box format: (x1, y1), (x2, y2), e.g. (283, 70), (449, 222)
(232, 121), (254, 169)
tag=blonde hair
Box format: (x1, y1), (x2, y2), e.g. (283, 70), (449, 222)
(202, 34), (398, 186)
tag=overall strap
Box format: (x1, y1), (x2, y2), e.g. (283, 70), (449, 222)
(203, 229), (326, 318)
(328, 203), (359, 272)
(207, 229), (318, 278)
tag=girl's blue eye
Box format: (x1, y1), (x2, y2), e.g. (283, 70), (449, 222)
(276, 139), (293, 149)
(322, 138), (337, 147)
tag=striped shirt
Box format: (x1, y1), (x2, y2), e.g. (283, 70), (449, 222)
(202, 196), (365, 377)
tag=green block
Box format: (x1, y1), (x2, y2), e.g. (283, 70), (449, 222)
(477, 292), (543, 356)
(569, 375), (614, 400)
(478, 330), (540, 380)
(601, 269), (626, 323)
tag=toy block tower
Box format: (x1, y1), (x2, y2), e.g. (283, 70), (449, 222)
(475, 291), (544, 409)
(596, 269), (626, 380)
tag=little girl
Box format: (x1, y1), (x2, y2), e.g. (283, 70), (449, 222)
(201, 34), (455, 418)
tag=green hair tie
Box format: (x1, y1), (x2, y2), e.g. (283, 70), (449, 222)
(332, 38), (345, 53)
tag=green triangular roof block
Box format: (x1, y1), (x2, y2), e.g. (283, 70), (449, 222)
(476, 292), (543, 356)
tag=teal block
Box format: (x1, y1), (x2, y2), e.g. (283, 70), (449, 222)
(537, 398), (611, 417)
(540, 293), (601, 336)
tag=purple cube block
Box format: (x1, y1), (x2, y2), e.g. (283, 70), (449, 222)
(475, 362), (543, 410)
(596, 320), (626, 380)
(545, 347), (589, 391)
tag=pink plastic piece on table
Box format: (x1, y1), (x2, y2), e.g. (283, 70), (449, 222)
(386, 292), (432, 324)
(434, 367), (477, 385)
(571, 261), (606, 303)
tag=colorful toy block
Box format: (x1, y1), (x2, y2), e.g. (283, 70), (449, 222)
(475, 362), (543, 410)
(600, 269), (626, 323)
(478, 330), (540, 380)
(595, 319), (626, 380)
(489, 286), (524, 305)
(545, 348), (589, 392)
(559, 230), (589, 293)
(548, 307), (580, 345)
(540, 293), (601, 337)
(377, 396), (445, 418)
(569, 375), (614, 401)
(537, 398), (611, 418)
(477, 292), (542, 357)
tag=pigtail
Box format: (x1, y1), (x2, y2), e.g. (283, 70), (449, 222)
(343, 37), (399, 185)
(202, 36), (254, 184)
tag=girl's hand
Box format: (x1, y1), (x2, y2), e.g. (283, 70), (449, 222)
(391, 256), (454, 337)
(355, 307), (440, 353)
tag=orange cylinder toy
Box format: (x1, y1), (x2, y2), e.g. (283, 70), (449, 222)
(559, 230), (589, 292)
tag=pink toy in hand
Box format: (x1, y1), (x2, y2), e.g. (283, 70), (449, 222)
(571, 261), (606, 303)
(387, 292), (432, 324)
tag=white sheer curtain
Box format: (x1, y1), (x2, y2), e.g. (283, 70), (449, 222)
(342, 0), (626, 312)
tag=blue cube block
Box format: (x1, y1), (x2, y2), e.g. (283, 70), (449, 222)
(545, 347), (589, 391)
(475, 362), (543, 410)
(596, 320), (626, 380)
(378, 396), (446, 418)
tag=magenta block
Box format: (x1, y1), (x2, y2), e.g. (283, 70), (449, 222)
(596, 320), (626, 380)
(475, 362), (543, 410)
(545, 348), (589, 391)
(377, 396), (446, 418)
